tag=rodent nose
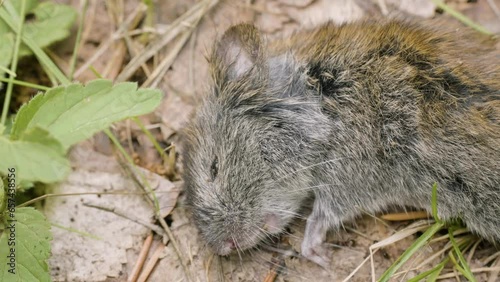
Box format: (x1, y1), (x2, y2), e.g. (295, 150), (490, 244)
(226, 239), (236, 250)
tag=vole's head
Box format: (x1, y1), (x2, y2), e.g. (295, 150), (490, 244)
(183, 24), (329, 255)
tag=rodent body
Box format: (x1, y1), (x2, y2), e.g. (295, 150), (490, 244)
(183, 20), (500, 266)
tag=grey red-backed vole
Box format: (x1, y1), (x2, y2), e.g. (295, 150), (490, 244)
(182, 20), (500, 266)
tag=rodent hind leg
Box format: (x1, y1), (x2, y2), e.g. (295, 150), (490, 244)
(301, 200), (335, 268)
(301, 214), (330, 268)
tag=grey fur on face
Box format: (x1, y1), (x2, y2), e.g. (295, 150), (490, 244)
(182, 21), (500, 265)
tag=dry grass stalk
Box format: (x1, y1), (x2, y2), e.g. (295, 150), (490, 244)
(381, 211), (430, 221)
(115, 0), (219, 82)
(73, 3), (147, 78)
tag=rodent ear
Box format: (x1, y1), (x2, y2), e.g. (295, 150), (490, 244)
(214, 23), (264, 81)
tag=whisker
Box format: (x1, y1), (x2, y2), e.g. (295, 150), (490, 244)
(271, 157), (348, 184)
(248, 247), (312, 281)
(232, 235), (244, 266)
(255, 226), (277, 242)
(260, 244), (298, 257)
(294, 183), (341, 191)
(261, 208), (309, 220)
(279, 230), (303, 241)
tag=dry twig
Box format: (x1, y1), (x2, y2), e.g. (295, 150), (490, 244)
(129, 232), (154, 282)
(137, 243), (166, 282)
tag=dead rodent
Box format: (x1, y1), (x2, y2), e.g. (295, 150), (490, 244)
(182, 20), (500, 266)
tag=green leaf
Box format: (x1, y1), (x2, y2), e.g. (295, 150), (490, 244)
(18, 2), (77, 57)
(431, 183), (442, 223)
(11, 79), (163, 150)
(0, 127), (70, 182)
(0, 207), (52, 282)
(0, 0), (77, 57)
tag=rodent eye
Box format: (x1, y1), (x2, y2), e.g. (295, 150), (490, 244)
(210, 157), (218, 180)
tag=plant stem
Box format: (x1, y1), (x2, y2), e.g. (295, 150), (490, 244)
(69, 0), (89, 80)
(0, 77), (50, 90)
(0, 3), (70, 85)
(0, 0), (25, 125)
(431, 0), (493, 35)
(449, 230), (477, 281)
(0, 65), (16, 77)
(132, 116), (167, 163)
(103, 128), (160, 212)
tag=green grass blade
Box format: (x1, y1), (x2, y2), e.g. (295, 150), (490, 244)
(132, 116), (167, 163)
(449, 230), (477, 281)
(407, 258), (448, 282)
(431, 183), (442, 224)
(51, 222), (101, 240)
(0, 64), (16, 77)
(427, 258), (449, 282)
(378, 222), (444, 282)
(103, 128), (160, 213)
(69, 0), (88, 80)
(430, 0), (493, 35)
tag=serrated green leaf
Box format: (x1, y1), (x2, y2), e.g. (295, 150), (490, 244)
(19, 2), (77, 57)
(0, 127), (70, 182)
(11, 79), (163, 150)
(3, 0), (38, 20)
(0, 0), (37, 35)
(0, 0), (76, 57)
(0, 207), (52, 282)
(20, 126), (65, 155)
(0, 2), (70, 85)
